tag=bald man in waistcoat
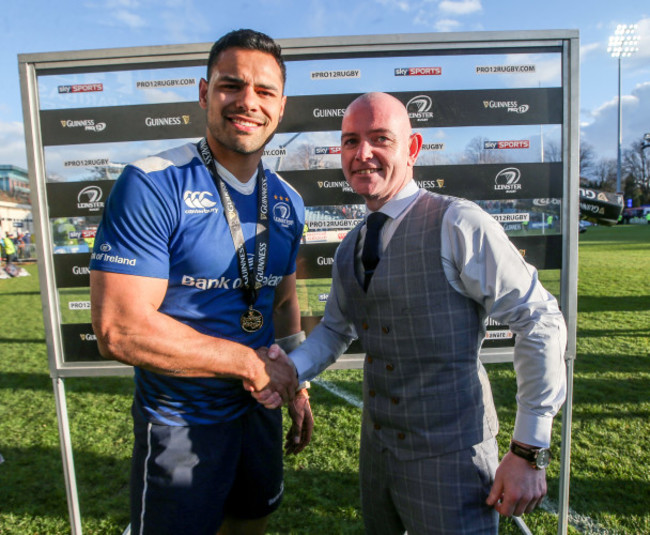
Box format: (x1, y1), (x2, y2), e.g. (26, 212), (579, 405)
(259, 92), (567, 534)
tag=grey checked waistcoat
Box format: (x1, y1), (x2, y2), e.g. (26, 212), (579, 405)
(337, 191), (499, 461)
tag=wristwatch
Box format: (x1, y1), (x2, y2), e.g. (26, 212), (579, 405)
(510, 442), (551, 470)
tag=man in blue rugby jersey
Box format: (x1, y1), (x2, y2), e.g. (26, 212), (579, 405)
(90, 29), (312, 535)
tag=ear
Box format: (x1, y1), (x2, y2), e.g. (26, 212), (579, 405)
(198, 78), (209, 110)
(407, 132), (423, 166)
(278, 95), (287, 123)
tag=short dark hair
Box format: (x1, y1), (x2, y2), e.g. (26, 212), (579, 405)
(206, 29), (286, 87)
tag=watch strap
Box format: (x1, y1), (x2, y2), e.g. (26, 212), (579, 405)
(510, 442), (550, 470)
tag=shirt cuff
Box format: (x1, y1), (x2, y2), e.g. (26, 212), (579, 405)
(289, 321), (354, 383)
(291, 346), (330, 384)
(513, 409), (555, 448)
(275, 331), (306, 353)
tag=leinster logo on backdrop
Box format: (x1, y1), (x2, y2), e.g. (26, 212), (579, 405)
(494, 168), (522, 193)
(273, 200), (293, 227)
(77, 185), (104, 212)
(406, 95), (434, 122)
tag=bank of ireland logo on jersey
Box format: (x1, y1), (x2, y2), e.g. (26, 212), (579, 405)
(273, 196), (294, 227)
(183, 190), (219, 214)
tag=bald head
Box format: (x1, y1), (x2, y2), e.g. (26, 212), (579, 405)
(343, 92), (412, 136)
(340, 92), (422, 210)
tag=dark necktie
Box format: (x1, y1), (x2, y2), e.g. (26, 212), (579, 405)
(361, 212), (389, 291)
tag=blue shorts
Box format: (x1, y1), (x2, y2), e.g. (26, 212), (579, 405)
(129, 403), (284, 535)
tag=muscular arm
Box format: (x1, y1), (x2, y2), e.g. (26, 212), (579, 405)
(90, 270), (294, 395)
(271, 272), (314, 453)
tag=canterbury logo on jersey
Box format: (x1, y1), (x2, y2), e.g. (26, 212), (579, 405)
(183, 190), (219, 214)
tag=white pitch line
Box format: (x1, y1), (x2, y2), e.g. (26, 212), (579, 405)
(312, 379), (363, 408)
(312, 379), (611, 535)
(541, 499), (613, 535)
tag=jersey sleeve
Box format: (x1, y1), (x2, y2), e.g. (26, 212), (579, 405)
(286, 203), (304, 276)
(90, 165), (176, 279)
(275, 172), (305, 277)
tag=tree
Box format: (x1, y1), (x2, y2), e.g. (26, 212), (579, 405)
(622, 140), (650, 205)
(543, 140), (596, 173)
(279, 142), (340, 171)
(461, 136), (505, 164)
(623, 174), (642, 207)
(588, 158), (617, 191)
(579, 142), (597, 177)
(573, 142), (601, 185)
(543, 140), (562, 163)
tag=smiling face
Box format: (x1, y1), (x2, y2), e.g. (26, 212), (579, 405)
(340, 93), (422, 211)
(199, 47), (286, 175)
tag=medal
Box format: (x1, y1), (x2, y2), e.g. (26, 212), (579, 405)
(198, 138), (270, 334)
(241, 307), (264, 333)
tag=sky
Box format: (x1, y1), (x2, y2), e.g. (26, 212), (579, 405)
(1, 0), (648, 171)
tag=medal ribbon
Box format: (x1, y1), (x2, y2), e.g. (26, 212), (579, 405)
(197, 138), (269, 311)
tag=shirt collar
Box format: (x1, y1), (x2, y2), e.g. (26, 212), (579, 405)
(366, 180), (420, 220)
(213, 159), (258, 196)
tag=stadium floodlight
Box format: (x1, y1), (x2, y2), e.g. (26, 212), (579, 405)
(608, 24), (639, 194)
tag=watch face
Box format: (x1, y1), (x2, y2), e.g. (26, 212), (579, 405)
(536, 448), (551, 468)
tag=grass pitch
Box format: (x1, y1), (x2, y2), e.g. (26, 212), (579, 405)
(0, 223), (648, 534)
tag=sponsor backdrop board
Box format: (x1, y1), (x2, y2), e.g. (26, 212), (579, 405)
(20, 32), (580, 535)
(20, 32), (579, 374)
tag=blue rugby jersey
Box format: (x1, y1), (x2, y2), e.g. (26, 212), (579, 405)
(90, 142), (304, 425)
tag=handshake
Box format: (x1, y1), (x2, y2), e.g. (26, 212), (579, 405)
(243, 343), (298, 409)
(243, 336), (313, 454)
